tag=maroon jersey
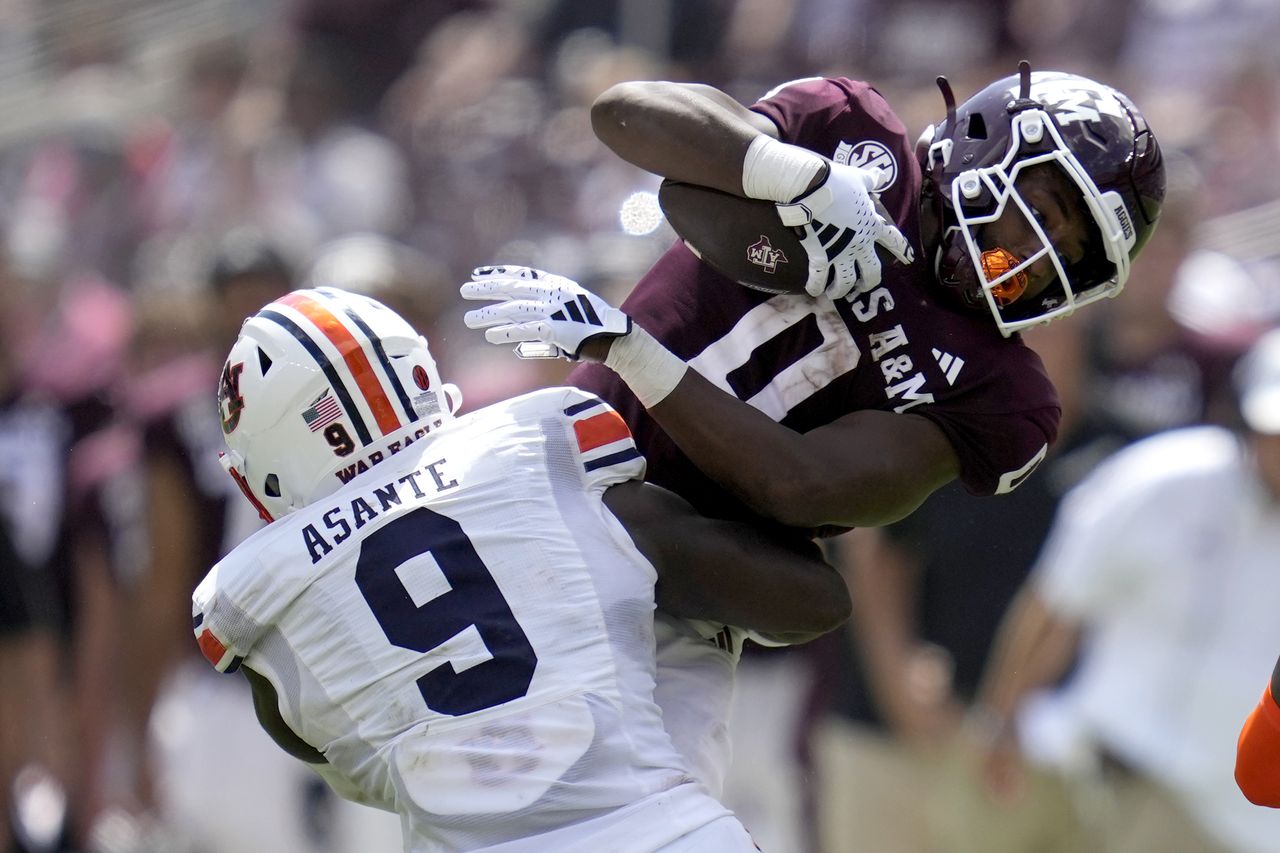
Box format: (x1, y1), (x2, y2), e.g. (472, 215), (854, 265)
(572, 78), (1060, 522)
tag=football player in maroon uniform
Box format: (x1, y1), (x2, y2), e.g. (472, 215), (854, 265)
(463, 64), (1165, 530)
(460, 63), (1165, 796)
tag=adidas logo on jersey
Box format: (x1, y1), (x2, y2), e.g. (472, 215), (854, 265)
(932, 349), (965, 385)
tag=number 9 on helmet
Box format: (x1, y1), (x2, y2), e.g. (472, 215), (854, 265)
(217, 287), (461, 522)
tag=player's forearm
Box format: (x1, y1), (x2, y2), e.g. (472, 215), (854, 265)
(465, 269), (949, 527)
(648, 371), (929, 527)
(648, 370), (837, 526)
(606, 481), (849, 637)
(592, 324), (954, 527)
(653, 519), (849, 637)
(591, 81), (772, 194)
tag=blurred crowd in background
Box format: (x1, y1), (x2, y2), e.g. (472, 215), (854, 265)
(3, 0), (1280, 851)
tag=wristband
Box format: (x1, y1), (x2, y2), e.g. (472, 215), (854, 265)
(604, 326), (688, 408)
(742, 135), (826, 203)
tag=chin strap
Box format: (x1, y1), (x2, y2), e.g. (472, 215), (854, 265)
(220, 452), (276, 523)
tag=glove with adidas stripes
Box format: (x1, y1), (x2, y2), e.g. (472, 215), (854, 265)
(461, 266), (632, 361)
(777, 162), (913, 300)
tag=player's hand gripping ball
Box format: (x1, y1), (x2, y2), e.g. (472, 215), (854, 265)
(659, 163), (912, 300)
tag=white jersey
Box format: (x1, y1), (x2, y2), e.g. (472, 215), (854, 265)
(192, 388), (735, 852)
(650, 621), (794, 798)
(652, 618), (742, 797)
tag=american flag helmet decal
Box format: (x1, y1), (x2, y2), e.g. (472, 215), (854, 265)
(301, 390), (343, 431)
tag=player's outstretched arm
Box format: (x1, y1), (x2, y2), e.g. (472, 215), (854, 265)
(592, 81), (912, 299)
(602, 480), (849, 643)
(591, 81), (783, 196)
(463, 267), (959, 528)
(643, 371), (959, 528)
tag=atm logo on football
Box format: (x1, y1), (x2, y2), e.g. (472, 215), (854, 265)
(747, 235), (788, 274)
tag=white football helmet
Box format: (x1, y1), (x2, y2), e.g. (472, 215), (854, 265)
(217, 287), (460, 521)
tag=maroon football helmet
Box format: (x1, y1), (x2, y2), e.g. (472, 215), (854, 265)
(917, 62), (1166, 336)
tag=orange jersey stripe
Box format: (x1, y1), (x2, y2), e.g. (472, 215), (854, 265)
(197, 628), (228, 667)
(280, 293), (401, 434)
(574, 410), (631, 453)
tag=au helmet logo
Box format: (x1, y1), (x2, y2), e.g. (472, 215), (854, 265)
(219, 361), (245, 435)
(748, 235), (787, 274)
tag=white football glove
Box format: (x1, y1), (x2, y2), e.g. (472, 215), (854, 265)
(461, 266), (631, 361)
(777, 162), (913, 300)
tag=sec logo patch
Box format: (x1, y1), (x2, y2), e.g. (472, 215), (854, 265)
(834, 140), (898, 189)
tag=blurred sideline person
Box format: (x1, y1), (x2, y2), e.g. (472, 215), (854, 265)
(976, 326), (1280, 853)
(461, 64), (1165, 832)
(2, 271), (135, 850)
(0, 278), (76, 852)
(194, 286), (849, 850)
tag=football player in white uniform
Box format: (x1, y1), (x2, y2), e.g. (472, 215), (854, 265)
(193, 287), (848, 851)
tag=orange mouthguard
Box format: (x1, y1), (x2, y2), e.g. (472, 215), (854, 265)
(980, 248), (1029, 306)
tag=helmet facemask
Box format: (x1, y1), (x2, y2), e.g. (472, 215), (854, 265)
(920, 64), (1164, 337)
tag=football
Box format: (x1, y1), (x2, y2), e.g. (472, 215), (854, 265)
(658, 179), (809, 294)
